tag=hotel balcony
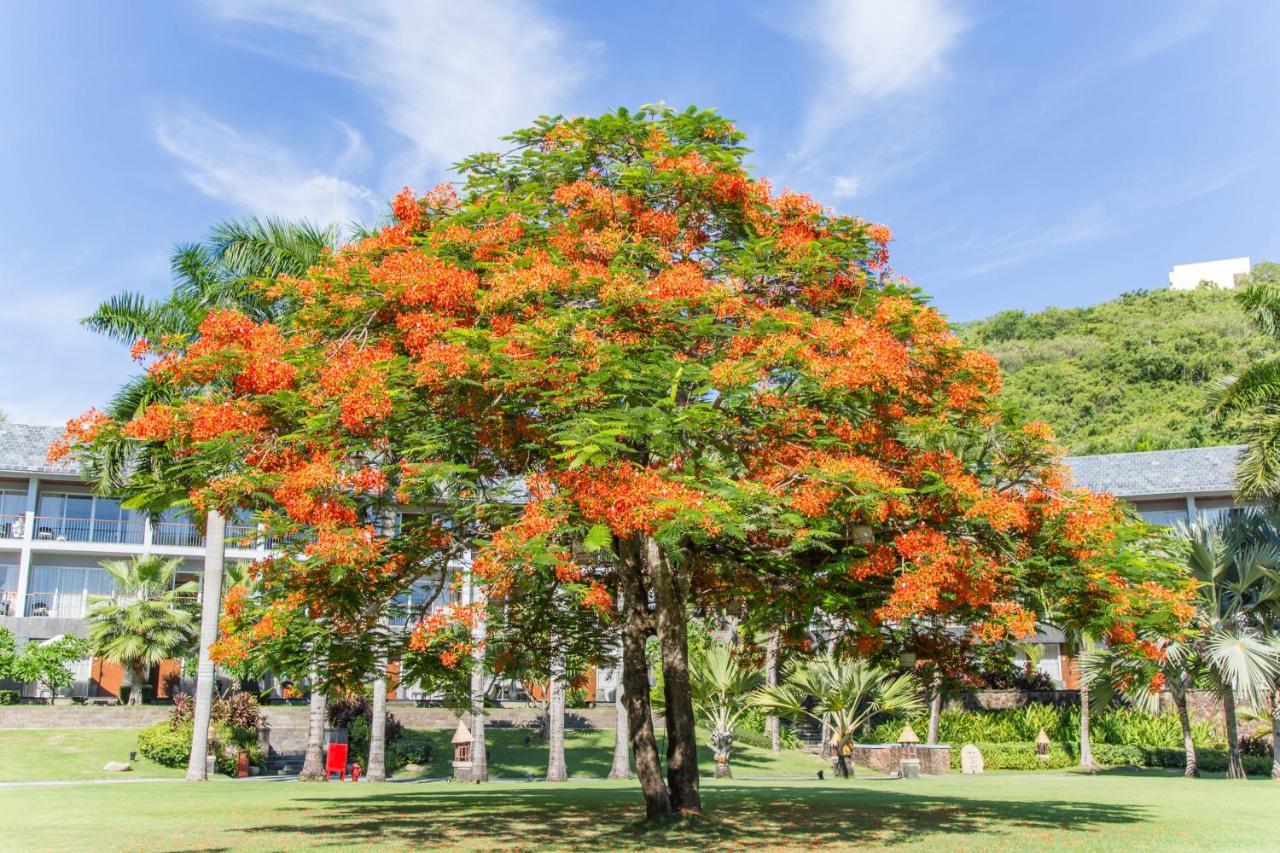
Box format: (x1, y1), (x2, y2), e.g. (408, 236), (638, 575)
(30, 516), (145, 545)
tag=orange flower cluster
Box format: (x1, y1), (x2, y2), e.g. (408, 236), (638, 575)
(556, 463), (713, 538)
(47, 408), (111, 462)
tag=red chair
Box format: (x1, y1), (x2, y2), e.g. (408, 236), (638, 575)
(325, 743), (349, 781)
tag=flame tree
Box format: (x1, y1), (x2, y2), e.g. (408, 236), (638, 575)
(56, 106), (1191, 818)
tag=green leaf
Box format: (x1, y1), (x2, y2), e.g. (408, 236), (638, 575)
(582, 523), (613, 553)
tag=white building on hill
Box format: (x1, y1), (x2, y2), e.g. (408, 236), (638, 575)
(1168, 257), (1251, 290)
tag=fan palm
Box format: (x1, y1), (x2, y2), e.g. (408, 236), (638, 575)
(87, 556), (197, 704)
(1206, 262), (1280, 499)
(688, 643), (763, 778)
(754, 654), (923, 777)
(1179, 511), (1280, 778)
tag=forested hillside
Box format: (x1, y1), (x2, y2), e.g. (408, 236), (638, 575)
(961, 284), (1273, 455)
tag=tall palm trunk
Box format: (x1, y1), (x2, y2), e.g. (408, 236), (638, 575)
(298, 659), (328, 781)
(618, 536), (670, 818)
(646, 536), (701, 815)
(186, 510), (225, 781)
(468, 589), (488, 783)
(1173, 684), (1199, 778)
(1079, 676), (1097, 769)
(366, 663), (388, 782)
(765, 628), (781, 754)
(608, 592), (631, 780)
(1223, 687), (1246, 779)
(927, 670), (943, 745)
(546, 646), (568, 782)
(1270, 688), (1280, 780)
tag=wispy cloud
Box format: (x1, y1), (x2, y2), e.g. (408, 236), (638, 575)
(155, 108), (378, 226)
(206, 0), (590, 181)
(795, 0), (968, 151)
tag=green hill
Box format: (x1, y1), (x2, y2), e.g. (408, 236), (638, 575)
(961, 285), (1272, 455)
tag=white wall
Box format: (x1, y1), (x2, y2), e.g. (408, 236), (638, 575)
(1168, 257), (1251, 290)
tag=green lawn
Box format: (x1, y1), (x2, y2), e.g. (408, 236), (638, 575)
(0, 728), (186, 782)
(1, 770), (1276, 850)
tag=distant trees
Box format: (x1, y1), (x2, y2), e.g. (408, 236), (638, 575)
(0, 628), (90, 702)
(1207, 262), (1280, 498)
(964, 285), (1273, 454)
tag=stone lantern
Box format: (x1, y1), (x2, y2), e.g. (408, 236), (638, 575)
(1036, 728), (1050, 761)
(897, 723), (921, 779)
(451, 719), (474, 781)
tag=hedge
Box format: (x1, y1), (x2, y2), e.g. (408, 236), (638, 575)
(949, 741), (1275, 775)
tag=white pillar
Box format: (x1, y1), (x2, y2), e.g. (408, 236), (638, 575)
(13, 476), (39, 613)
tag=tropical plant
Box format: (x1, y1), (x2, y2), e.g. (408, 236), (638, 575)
(12, 635), (90, 700)
(86, 555), (197, 704)
(755, 655), (923, 777)
(1178, 510), (1280, 778)
(1206, 262), (1280, 498)
(687, 643), (763, 778)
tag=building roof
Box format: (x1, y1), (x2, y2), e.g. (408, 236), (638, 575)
(1064, 445), (1243, 499)
(0, 422), (78, 476)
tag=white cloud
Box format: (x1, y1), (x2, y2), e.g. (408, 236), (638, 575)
(205, 0), (589, 181)
(154, 108), (378, 226)
(831, 175), (861, 198)
(798, 0), (968, 148)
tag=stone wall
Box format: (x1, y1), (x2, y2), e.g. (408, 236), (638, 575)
(851, 744), (950, 775)
(0, 705), (169, 728)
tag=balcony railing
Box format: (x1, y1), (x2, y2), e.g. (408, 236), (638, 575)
(226, 523), (260, 549)
(31, 516), (145, 545)
(1, 514), (23, 540)
(24, 590), (86, 619)
(152, 521), (205, 548)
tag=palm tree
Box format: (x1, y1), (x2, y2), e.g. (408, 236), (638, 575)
(688, 643), (763, 778)
(79, 217), (339, 775)
(1206, 262), (1280, 499)
(86, 556), (197, 704)
(755, 654), (923, 778)
(1180, 511), (1280, 779)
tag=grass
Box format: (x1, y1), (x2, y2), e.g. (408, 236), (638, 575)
(0, 728), (186, 782)
(2, 769), (1277, 850)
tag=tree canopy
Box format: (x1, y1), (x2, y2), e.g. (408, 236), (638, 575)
(54, 105), (1194, 816)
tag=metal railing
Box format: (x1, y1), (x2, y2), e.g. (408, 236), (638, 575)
(151, 521), (204, 548)
(24, 590), (87, 619)
(0, 514), (23, 540)
(225, 523), (260, 550)
(31, 516), (145, 545)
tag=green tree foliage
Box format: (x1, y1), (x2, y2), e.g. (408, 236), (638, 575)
(962, 285), (1274, 454)
(12, 635), (90, 700)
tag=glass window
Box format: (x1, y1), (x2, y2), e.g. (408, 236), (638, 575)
(0, 491), (26, 516)
(1139, 509), (1187, 527)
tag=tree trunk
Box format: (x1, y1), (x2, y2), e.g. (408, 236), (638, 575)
(186, 510), (225, 781)
(126, 662), (147, 705)
(366, 662), (388, 782)
(468, 586), (488, 784)
(608, 594), (631, 780)
(819, 712), (834, 762)
(1173, 685), (1199, 778)
(646, 536), (701, 815)
(298, 660), (328, 781)
(1223, 687), (1246, 779)
(927, 670), (943, 745)
(1079, 676), (1097, 769)
(1270, 688), (1280, 780)
(765, 628), (781, 754)
(618, 536), (670, 818)
(547, 644), (568, 782)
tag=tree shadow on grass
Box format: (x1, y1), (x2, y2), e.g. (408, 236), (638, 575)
(238, 783), (1152, 849)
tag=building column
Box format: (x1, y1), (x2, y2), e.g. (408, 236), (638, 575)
(1185, 496), (1197, 525)
(13, 476), (39, 614)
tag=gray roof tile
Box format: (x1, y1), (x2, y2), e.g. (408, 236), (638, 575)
(1064, 445), (1243, 498)
(0, 423), (78, 475)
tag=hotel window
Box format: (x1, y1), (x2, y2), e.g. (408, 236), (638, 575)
(35, 493), (144, 543)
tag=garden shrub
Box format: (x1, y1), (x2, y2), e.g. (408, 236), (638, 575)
(328, 693), (406, 771)
(942, 740), (1273, 775)
(138, 720), (264, 774)
(0, 689), (19, 705)
(388, 730), (435, 770)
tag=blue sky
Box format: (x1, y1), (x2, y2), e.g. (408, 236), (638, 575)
(2, 0), (1277, 425)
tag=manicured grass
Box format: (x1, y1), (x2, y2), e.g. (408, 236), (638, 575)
(2, 770), (1276, 850)
(0, 728), (185, 782)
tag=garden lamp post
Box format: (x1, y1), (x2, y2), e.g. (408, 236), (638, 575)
(898, 724), (921, 779)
